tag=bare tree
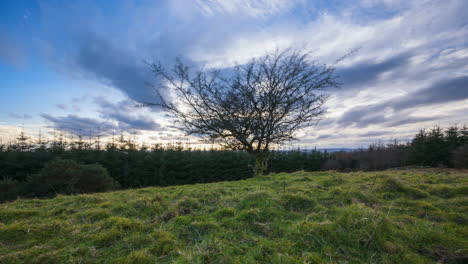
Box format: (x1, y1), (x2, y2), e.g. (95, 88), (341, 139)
(147, 50), (341, 176)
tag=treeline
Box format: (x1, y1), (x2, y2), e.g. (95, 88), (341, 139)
(0, 133), (331, 202)
(1, 134), (253, 187)
(326, 125), (468, 171)
(1, 124), (467, 202)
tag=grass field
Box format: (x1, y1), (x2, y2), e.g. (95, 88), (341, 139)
(1, 169), (467, 263)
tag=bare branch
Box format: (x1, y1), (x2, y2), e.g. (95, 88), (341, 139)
(144, 49), (343, 175)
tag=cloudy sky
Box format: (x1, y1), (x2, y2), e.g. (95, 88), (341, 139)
(0, 0), (467, 148)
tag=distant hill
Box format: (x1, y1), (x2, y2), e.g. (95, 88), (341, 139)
(318, 148), (355, 152)
(277, 148), (355, 153)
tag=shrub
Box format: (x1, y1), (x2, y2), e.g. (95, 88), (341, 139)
(40, 159), (81, 195)
(0, 178), (22, 202)
(23, 173), (54, 198)
(24, 159), (118, 198)
(74, 163), (118, 193)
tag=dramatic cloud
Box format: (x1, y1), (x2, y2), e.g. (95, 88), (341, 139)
(2, 0), (467, 148)
(337, 52), (410, 89)
(76, 35), (156, 103)
(387, 116), (443, 127)
(359, 131), (389, 137)
(337, 76), (467, 128)
(41, 114), (119, 137)
(391, 76), (468, 110)
(42, 98), (163, 136)
(95, 98), (162, 131)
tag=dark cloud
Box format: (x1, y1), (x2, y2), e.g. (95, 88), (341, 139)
(338, 53), (409, 89)
(316, 134), (334, 140)
(76, 34), (158, 103)
(314, 130), (392, 141)
(355, 115), (388, 128)
(392, 76), (468, 110)
(337, 105), (386, 127)
(387, 116), (443, 127)
(359, 131), (389, 137)
(38, 1), (280, 109)
(337, 75), (468, 128)
(42, 98), (163, 136)
(95, 98), (162, 131)
(41, 114), (118, 137)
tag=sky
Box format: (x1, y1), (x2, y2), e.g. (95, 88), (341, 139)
(0, 0), (467, 148)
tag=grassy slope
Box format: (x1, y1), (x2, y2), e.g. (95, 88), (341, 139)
(0, 170), (467, 264)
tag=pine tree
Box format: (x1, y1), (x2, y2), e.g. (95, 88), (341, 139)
(16, 130), (31, 152)
(460, 125), (468, 145)
(409, 129), (427, 165)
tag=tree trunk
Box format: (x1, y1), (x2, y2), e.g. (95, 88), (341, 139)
(253, 152), (269, 176)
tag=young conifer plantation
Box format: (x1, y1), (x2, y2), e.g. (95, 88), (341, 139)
(1, 124), (467, 203)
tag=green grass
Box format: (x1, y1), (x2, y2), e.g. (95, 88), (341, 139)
(1, 169), (467, 263)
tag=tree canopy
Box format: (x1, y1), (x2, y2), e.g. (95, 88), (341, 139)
(148, 50), (341, 175)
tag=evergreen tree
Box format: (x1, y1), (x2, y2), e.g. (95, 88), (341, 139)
(16, 130), (32, 152)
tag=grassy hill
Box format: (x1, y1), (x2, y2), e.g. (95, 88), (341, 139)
(1, 169), (467, 263)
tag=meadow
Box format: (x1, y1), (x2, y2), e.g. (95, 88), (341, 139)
(1, 169), (467, 263)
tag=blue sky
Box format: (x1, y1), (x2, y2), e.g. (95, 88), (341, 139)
(1, 0), (467, 148)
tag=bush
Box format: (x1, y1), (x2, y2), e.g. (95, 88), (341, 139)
(452, 144), (468, 169)
(24, 159), (118, 198)
(40, 159), (81, 195)
(74, 163), (119, 193)
(0, 178), (22, 202)
(23, 174), (52, 198)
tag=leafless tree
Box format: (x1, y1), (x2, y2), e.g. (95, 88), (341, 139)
(146, 49), (341, 176)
